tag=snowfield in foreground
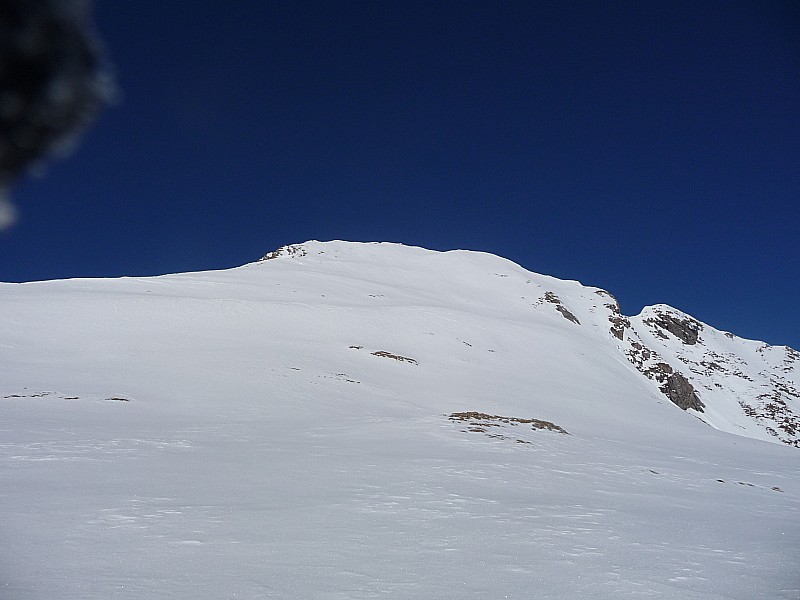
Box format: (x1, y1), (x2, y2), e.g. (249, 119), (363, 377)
(1, 241), (798, 599)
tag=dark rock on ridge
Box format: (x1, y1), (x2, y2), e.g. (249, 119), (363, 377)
(661, 372), (705, 412)
(648, 313), (702, 345)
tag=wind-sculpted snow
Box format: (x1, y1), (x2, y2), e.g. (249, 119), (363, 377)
(0, 240), (798, 599)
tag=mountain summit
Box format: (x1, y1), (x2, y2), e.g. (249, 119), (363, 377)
(1, 240), (798, 599)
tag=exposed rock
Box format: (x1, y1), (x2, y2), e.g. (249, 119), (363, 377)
(544, 291), (580, 325)
(555, 305), (580, 325)
(644, 362), (674, 384)
(260, 244), (308, 260)
(647, 313), (702, 345)
(371, 350), (418, 365)
(609, 314), (630, 340)
(661, 372), (705, 412)
(543, 291), (559, 303)
(656, 362), (673, 375)
(740, 395), (800, 448)
(784, 347), (800, 372)
(625, 336), (706, 412)
(448, 412), (568, 434)
(625, 341), (655, 370)
(600, 293), (630, 340)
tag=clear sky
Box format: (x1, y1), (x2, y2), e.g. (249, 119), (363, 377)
(2, 1), (798, 350)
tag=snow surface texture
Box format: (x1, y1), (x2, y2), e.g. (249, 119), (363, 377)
(1, 240), (798, 599)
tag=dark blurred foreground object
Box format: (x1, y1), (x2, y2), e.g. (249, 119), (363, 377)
(0, 0), (111, 194)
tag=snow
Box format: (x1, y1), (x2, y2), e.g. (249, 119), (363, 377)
(1, 240), (798, 599)
(627, 304), (800, 446)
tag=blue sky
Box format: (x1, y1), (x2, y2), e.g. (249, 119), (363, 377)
(2, 1), (798, 349)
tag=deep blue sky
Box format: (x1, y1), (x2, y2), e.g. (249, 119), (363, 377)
(3, 1), (798, 349)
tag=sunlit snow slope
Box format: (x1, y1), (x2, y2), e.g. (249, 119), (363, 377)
(1, 240), (798, 599)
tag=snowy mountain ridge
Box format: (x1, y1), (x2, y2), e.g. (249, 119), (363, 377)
(261, 241), (799, 448)
(1, 239), (798, 599)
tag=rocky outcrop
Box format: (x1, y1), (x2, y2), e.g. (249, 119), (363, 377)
(624, 340), (705, 412)
(661, 372), (705, 412)
(740, 392), (800, 447)
(595, 290), (630, 340)
(260, 244), (308, 260)
(544, 291), (580, 325)
(626, 306), (798, 446)
(645, 312), (702, 345)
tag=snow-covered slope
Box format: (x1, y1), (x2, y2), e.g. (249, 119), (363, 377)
(1, 240), (798, 599)
(260, 242), (800, 448)
(623, 304), (799, 447)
